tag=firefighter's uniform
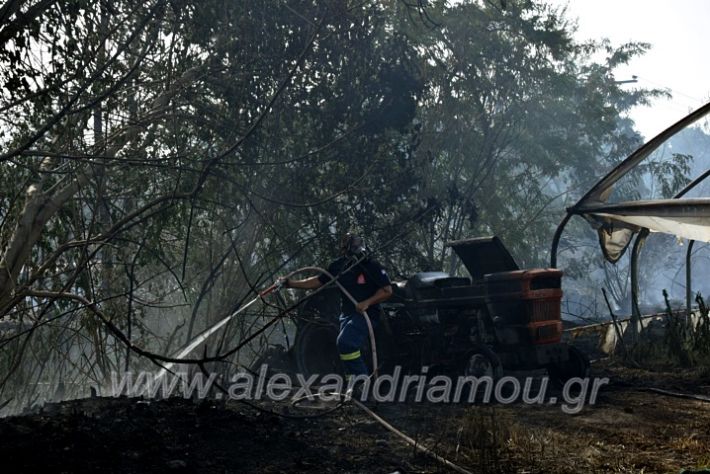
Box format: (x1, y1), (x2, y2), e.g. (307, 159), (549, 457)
(318, 256), (391, 376)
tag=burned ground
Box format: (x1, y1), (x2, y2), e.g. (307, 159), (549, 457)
(0, 362), (708, 473)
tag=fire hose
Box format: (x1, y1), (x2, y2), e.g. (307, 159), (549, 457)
(155, 265), (377, 382)
(154, 265), (471, 474)
(282, 266), (379, 378)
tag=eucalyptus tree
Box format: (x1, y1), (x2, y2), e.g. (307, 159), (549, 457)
(0, 0), (424, 404)
(392, 1), (668, 275)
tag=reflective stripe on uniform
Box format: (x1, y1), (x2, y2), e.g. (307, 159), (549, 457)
(339, 350), (361, 361)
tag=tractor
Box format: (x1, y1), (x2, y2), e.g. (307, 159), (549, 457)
(290, 236), (589, 383)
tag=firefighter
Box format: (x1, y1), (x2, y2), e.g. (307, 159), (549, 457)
(281, 233), (392, 376)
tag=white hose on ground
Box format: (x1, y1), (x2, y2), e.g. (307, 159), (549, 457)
(350, 398), (474, 474)
(290, 389), (474, 474)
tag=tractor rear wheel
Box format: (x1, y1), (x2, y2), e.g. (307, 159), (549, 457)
(293, 320), (340, 378)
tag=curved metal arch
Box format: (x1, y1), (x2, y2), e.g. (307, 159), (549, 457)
(628, 168), (710, 331)
(550, 101), (710, 268)
(686, 240), (696, 321)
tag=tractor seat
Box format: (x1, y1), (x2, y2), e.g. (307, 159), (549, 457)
(390, 280), (411, 302)
(389, 272), (472, 304)
(407, 272), (471, 289)
(408, 271), (450, 288)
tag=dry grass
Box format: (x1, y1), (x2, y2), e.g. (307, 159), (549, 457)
(384, 364), (710, 473)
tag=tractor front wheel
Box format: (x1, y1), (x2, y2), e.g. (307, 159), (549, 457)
(464, 345), (503, 379)
(547, 345), (590, 385)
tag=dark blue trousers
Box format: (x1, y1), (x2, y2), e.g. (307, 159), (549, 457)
(336, 312), (376, 376)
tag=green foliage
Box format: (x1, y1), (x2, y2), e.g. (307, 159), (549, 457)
(628, 291), (710, 369)
(0, 0), (688, 398)
(384, 1), (665, 273)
